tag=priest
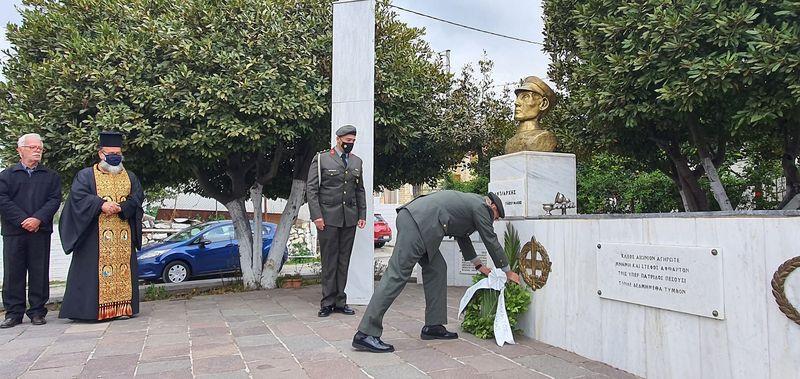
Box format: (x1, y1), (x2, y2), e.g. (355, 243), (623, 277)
(59, 131), (144, 321)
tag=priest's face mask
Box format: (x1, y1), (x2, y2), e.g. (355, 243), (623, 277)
(98, 147), (123, 166)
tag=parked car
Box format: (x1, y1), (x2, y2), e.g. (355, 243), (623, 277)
(138, 221), (288, 283)
(374, 213), (392, 248)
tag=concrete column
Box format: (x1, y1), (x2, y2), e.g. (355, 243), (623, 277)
(332, 0), (375, 305)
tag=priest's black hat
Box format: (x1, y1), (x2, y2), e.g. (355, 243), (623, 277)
(99, 131), (123, 147)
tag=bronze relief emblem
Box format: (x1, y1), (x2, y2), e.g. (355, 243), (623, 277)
(519, 236), (552, 290)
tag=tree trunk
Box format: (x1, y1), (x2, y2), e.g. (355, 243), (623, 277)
(250, 183), (264, 286)
(261, 178), (307, 288)
(226, 198), (257, 288)
(658, 141), (709, 211)
(688, 120), (732, 210)
(778, 122), (800, 209)
(699, 156), (733, 210)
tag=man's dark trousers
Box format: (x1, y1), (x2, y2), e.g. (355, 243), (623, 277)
(319, 225), (356, 308)
(2, 231), (51, 320)
(358, 209), (448, 337)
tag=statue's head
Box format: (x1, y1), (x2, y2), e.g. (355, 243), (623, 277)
(514, 76), (557, 122)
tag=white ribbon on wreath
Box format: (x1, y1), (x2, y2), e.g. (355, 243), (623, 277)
(458, 268), (515, 346)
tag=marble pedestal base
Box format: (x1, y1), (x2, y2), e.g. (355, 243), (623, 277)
(489, 151), (577, 218)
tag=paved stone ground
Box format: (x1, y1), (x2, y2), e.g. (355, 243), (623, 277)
(0, 284), (639, 378)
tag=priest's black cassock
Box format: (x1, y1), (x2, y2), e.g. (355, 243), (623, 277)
(58, 165), (144, 320)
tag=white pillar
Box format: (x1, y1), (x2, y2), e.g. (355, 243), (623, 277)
(333, 0), (375, 305)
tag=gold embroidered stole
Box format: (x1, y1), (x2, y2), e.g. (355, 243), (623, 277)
(94, 165), (133, 320)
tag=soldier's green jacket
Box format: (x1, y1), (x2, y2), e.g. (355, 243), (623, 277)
(307, 148), (367, 228)
(398, 190), (508, 269)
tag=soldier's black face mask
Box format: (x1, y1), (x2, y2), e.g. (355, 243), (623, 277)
(342, 142), (354, 153)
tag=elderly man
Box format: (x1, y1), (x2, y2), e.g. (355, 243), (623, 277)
(353, 190), (520, 353)
(59, 131), (144, 321)
(306, 125), (367, 317)
(0, 133), (61, 328)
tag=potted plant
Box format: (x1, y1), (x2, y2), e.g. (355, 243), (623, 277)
(279, 272), (303, 289)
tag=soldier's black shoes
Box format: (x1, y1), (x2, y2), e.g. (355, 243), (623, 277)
(31, 316), (46, 325)
(318, 306), (333, 317)
(334, 305), (356, 315)
(420, 325), (458, 340)
(0, 318), (22, 328)
(352, 331), (395, 353)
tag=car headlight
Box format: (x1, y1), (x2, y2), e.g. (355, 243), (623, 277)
(139, 248), (169, 260)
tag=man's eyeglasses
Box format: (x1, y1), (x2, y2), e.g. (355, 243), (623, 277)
(21, 145), (45, 152)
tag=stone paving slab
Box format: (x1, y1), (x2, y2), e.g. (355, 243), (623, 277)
(0, 283), (640, 378)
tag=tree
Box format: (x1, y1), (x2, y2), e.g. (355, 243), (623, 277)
(1, 0), (472, 289)
(542, 0), (800, 211)
(438, 57), (517, 193)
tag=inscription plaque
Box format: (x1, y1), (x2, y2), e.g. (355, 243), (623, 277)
(597, 243), (725, 319)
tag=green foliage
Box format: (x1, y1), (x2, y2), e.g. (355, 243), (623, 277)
(461, 223), (531, 339)
(577, 153), (682, 213)
(0, 0), (475, 197)
(142, 284), (169, 302)
(542, 0), (800, 210)
(503, 224), (521, 272)
(441, 173), (489, 195)
(439, 58), (516, 182)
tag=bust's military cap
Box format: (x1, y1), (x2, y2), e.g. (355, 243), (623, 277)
(336, 125), (357, 137)
(514, 76), (557, 107)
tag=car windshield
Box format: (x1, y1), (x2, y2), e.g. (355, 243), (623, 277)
(375, 214), (385, 222)
(164, 223), (211, 242)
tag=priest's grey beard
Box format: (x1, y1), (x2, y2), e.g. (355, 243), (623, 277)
(99, 160), (124, 174)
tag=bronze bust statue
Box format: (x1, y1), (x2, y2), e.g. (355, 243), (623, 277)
(505, 76), (558, 153)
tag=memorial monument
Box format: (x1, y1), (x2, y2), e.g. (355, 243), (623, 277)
(488, 75), (576, 218)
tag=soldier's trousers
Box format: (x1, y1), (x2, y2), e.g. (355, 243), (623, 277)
(358, 209), (448, 337)
(2, 232), (51, 320)
(319, 224), (357, 308)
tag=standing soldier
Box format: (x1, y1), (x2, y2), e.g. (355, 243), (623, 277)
(307, 125), (367, 317)
(0, 133), (61, 328)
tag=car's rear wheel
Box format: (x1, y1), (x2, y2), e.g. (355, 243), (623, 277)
(375, 242), (386, 248)
(163, 261), (190, 284)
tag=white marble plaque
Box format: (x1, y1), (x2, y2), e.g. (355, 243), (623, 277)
(597, 243), (725, 319)
(488, 178), (526, 218)
(461, 250), (488, 274)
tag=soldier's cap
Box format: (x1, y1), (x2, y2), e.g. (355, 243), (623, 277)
(487, 192), (505, 219)
(514, 76), (557, 106)
(99, 131), (123, 148)
(336, 125), (357, 137)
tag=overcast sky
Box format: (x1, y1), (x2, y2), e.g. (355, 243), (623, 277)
(0, 0), (550, 86)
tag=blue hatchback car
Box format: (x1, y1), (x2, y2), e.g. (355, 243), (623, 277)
(137, 221), (288, 283)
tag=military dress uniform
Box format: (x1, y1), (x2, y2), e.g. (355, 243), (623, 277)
(307, 146), (366, 310)
(358, 190), (508, 338)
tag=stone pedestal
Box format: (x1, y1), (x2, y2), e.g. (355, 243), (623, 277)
(489, 151), (577, 218)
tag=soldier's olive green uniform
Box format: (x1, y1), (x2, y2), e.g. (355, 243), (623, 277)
(358, 190), (508, 337)
(307, 148), (366, 308)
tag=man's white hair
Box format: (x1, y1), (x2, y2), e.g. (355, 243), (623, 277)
(17, 133), (43, 147)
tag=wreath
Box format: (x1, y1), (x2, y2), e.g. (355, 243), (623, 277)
(771, 256), (800, 326)
(461, 224), (532, 339)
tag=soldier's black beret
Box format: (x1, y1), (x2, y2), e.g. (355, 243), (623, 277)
(336, 125), (357, 136)
(487, 192), (505, 219)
